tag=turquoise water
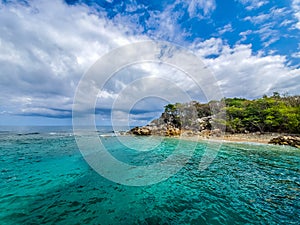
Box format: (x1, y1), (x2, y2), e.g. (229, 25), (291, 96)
(0, 127), (299, 224)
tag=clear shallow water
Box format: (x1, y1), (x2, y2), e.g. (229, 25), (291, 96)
(0, 127), (299, 224)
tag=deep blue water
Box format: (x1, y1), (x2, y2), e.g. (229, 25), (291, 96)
(0, 126), (299, 224)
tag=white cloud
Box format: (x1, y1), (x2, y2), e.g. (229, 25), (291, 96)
(244, 14), (271, 24)
(186, 0), (216, 18)
(103, 0), (217, 44)
(291, 52), (300, 58)
(0, 0), (146, 118)
(192, 38), (224, 57)
(242, 7), (292, 46)
(217, 24), (234, 35)
(280, 19), (294, 27)
(292, 0), (300, 29)
(94, 62), (199, 112)
(0, 0), (299, 125)
(254, 22), (280, 46)
(238, 30), (253, 42)
(197, 41), (300, 98)
(146, 8), (185, 43)
(239, 0), (269, 11)
(243, 6), (290, 25)
(9, 95), (73, 117)
(269, 7), (289, 15)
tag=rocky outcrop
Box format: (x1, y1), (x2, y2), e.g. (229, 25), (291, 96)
(165, 126), (181, 136)
(128, 102), (222, 137)
(129, 126), (152, 136)
(269, 135), (300, 148)
(129, 125), (181, 136)
(128, 124), (223, 137)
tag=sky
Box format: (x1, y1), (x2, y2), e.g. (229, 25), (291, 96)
(0, 0), (299, 126)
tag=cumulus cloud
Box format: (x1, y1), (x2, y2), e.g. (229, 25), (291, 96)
(192, 38), (223, 57)
(195, 38), (300, 98)
(0, 0), (146, 119)
(0, 0), (299, 125)
(76, 60), (206, 126)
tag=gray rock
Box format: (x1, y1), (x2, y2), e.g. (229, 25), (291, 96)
(269, 135), (300, 148)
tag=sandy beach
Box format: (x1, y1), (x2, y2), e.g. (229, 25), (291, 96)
(178, 132), (280, 145)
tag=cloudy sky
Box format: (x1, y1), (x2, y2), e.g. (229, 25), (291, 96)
(0, 0), (299, 126)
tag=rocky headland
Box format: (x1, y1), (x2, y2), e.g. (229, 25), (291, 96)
(126, 98), (300, 149)
(127, 102), (224, 138)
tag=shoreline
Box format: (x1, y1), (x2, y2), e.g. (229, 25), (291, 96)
(176, 133), (273, 145)
(206, 133), (273, 144)
(121, 131), (300, 148)
(148, 132), (282, 145)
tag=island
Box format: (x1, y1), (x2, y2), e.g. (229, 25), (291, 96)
(127, 93), (300, 148)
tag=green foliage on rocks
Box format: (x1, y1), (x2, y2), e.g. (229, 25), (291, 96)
(163, 93), (300, 134)
(223, 93), (300, 134)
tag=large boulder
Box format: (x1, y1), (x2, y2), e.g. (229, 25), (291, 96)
(130, 126), (152, 136)
(129, 124), (182, 137)
(165, 126), (181, 136)
(195, 116), (212, 131)
(269, 135), (300, 148)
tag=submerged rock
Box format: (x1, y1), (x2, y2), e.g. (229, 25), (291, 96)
(269, 135), (300, 148)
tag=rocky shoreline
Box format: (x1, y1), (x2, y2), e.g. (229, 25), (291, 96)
(126, 128), (300, 148)
(269, 135), (300, 148)
(126, 101), (299, 149)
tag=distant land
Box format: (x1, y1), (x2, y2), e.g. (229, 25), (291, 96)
(128, 92), (300, 148)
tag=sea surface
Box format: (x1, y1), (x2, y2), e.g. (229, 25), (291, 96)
(0, 126), (299, 225)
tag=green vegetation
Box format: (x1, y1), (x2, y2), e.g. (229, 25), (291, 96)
(163, 93), (300, 134)
(223, 93), (300, 134)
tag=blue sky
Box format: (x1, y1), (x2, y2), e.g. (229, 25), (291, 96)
(0, 0), (299, 126)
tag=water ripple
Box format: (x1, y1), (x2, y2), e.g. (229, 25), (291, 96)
(0, 135), (299, 224)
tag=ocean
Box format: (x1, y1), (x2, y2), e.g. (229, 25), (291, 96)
(0, 126), (299, 224)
